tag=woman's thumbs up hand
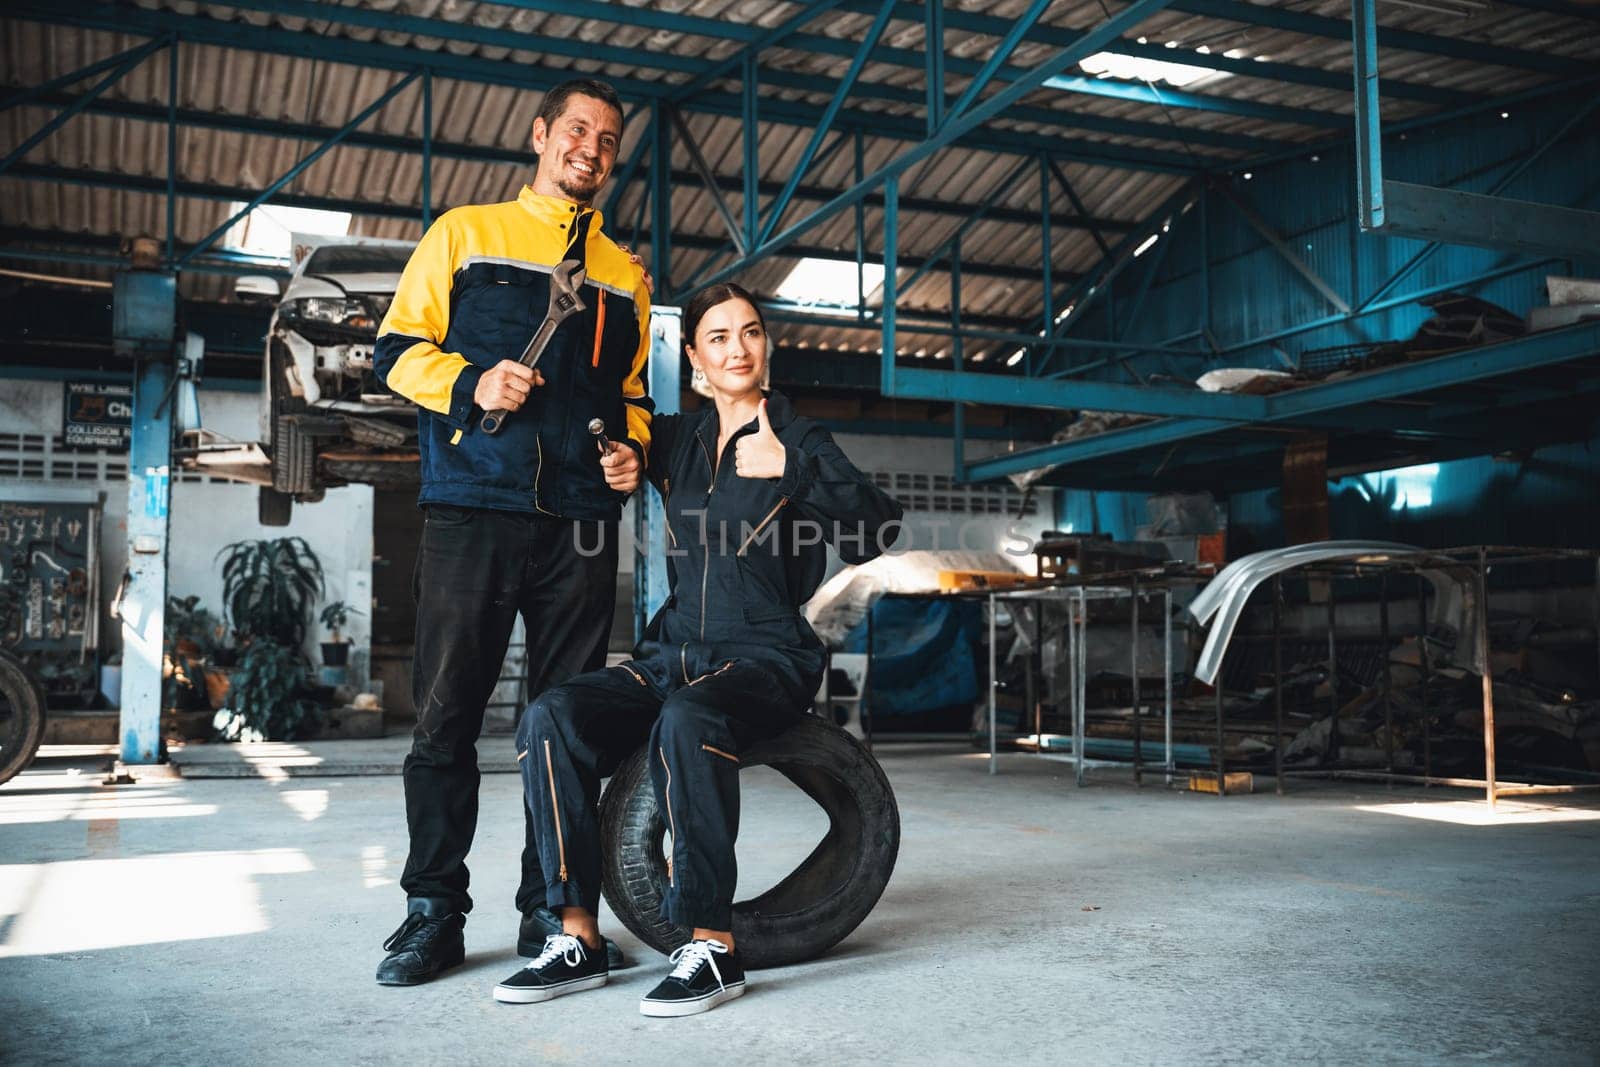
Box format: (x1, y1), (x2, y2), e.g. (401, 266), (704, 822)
(733, 399), (787, 480)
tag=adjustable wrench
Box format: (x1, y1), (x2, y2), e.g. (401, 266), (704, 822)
(480, 258), (587, 435)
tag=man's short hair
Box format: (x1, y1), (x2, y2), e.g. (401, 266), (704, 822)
(537, 78), (624, 133)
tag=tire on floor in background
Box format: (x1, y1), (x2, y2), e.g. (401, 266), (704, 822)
(0, 649), (48, 786)
(599, 713), (899, 969)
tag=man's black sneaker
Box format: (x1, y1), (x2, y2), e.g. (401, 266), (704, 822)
(519, 906), (627, 970)
(494, 933), (609, 1004)
(639, 938), (746, 1017)
(375, 909), (465, 986)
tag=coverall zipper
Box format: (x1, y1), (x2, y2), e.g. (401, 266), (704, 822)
(736, 497), (788, 556)
(542, 739), (567, 880)
(659, 746), (676, 885)
(695, 434), (719, 638)
(701, 744), (739, 763)
(662, 478), (678, 548)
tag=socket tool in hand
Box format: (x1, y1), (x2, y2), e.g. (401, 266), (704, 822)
(480, 258), (587, 435)
(587, 417), (614, 456)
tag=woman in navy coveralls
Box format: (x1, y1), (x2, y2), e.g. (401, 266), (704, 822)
(497, 282), (903, 1017)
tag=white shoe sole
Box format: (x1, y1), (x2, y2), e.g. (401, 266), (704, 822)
(639, 982), (745, 1018)
(494, 973), (607, 1004)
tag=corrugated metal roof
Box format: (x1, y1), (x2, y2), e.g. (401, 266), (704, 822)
(2, 0), (1595, 359)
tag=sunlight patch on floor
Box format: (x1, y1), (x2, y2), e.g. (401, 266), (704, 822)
(0, 849), (313, 957)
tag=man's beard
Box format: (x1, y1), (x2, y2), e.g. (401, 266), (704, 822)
(556, 169), (602, 204)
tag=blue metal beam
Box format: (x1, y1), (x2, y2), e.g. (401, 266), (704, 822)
(1375, 181), (1600, 265)
(944, 0), (1052, 124)
(964, 321), (1600, 481)
(1352, 0), (1385, 230)
(669, 0), (850, 102)
(1213, 179), (1350, 314)
(178, 70), (421, 267)
(669, 107), (747, 257)
(742, 54), (760, 252)
(12, 1), (1203, 174)
(0, 38), (163, 112)
(1171, 0), (1587, 75)
(758, 0), (897, 247)
(1050, 160), (1112, 261)
(894, 156), (1035, 298)
(0, 36), (167, 177)
(702, 0), (1181, 297)
(648, 105), (673, 297)
(891, 366), (1266, 420)
(1358, 92), (1600, 310)
(833, 1), (1479, 106)
(924, 0), (946, 136)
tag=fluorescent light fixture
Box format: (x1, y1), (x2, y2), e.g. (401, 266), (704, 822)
(1054, 303), (1076, 324)
(1078, 50), (1225, 87)
(1132, 234), (1160, 257)
(1005, 349), (1026, 367)
(223, 202), (351, 258)
(775, 257), (886, 312)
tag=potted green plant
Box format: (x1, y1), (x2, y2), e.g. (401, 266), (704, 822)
(213, 537), (325, 741)
(318, 600), (362, 668)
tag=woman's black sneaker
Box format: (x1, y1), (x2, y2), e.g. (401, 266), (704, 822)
(639, 938), (745, 1017)
(375, 909), (466, 986)
(494, 933), (609, 1004)
(519, 907), (627, 969)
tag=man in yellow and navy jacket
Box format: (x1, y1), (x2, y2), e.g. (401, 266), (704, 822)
(373, 78), (652, 987)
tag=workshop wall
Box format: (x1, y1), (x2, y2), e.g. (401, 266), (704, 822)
(0, 377), (374, 688)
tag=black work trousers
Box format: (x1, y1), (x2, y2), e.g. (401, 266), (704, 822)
(517, 638), (809, 931)
(401, 504), (618, 917)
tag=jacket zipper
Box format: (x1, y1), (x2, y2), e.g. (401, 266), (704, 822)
(659, 745), (676, 885)
(533, 437), (556, 515)
(662, 478), (677, 549)
(695, 434), (718, 638)
(590, 289), (607, 368)
(619, 662), (647, 686)
(701, 743), (739, 763)
(543, 739), (567, 881)
(736, 497), (788, 556)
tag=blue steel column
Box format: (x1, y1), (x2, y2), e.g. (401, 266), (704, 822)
(649, 104), (673, 297)
(880, 175), (898, 396)
(742, 53), (759, 253)
(1352, 0), (1385, 229)
(924, 0), (946, 135)
(1038, 154), (1053, 376)
(421, 69), (433, 229)
(166, 38), (177, 265)
(854, 129), (866, 320)
(951, 232), (965, 482)
(114, 270), (178, 765)
(636, 307), (681, 641)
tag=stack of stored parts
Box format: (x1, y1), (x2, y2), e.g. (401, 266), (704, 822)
(1529, 275), (1600, 332)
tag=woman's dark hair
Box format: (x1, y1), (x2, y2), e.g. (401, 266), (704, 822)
(683, 282), (767, 352)
(537, 78), (625, 133)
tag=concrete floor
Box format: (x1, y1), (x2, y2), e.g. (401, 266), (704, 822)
(2, 741), (1598, 1065)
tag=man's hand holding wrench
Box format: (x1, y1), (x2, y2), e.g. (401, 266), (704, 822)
(479, 258), (588, 435)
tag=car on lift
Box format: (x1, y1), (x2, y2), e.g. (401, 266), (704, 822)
(232, 235), (419, 525)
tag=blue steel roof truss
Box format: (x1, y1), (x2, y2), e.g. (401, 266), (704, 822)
(3, 0), (1598, 485)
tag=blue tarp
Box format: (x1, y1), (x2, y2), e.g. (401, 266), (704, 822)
(844, 597), (983, 716)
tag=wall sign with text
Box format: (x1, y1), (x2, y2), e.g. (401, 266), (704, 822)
(63, 381), (133, 451)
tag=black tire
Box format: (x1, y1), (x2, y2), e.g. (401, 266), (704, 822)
(258, 487), (292, 526)
(272, 414), (316, 494)
(0, 649), (48, 786)
(599, 714), (899, 969)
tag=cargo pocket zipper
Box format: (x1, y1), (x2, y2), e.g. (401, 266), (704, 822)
(659, 746), (676, 885)
(701, 744), (739, 763)
(543, 739), (567, 881)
